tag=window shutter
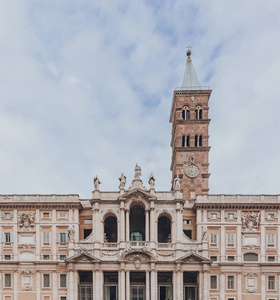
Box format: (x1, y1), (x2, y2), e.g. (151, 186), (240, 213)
(275, 213), (278, 219)
(10, 212), (13, 218)
(217, 213), (220, 219)
(234, 213), (237, 219)
(56, 233), (60, 243)
(10, 232), (14, 242)
(1, 213), (4, 218)
(65, 233), (68, 242)
(1, 232), (4, 242)
(265, 214), (268, 219)
(225, 213), (228, 219)
(208, 212), (211, 219)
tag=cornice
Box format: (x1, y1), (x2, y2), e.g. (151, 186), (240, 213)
(194, 203), (280, 210)
(0, 203), (81, 209)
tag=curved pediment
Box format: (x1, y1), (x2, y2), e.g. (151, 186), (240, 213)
(119, 188), (157, 202)
(176, 250), (211, 264)
(119, 246), (157, 262)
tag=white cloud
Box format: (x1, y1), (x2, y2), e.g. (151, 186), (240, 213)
(0, 0), (280, 197)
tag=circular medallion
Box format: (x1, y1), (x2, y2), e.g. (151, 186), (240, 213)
(185, 164), (199, 178)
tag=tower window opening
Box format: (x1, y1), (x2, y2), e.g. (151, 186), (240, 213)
(182, 106), (190, 120)
(195, 135), (202, 147)
(195, 106), (202, 119)
(182, 136), (189, 147)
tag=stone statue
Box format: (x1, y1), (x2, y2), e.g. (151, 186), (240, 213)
(173, 175), (181, 191)
(134, 164), (142, 179)
(68, 227), (75, 242)
(93, 175), (101, 190)
(148, 173), (156, 189)
(119, 173), (126, 189)
(202, 229), (208, 241)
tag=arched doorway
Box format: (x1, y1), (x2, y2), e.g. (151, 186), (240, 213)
(130, 205), (145, 241)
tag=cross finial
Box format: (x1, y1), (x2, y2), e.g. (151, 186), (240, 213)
(186, 44), (192, 50)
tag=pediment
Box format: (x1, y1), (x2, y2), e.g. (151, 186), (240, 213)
(119, 188), (156, 202)
(176, 251), (211, 264)
(119, 247), (157, 262)
(66, 252), (101, 263)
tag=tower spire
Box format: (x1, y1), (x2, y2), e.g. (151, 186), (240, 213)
(181, 49), (201, 90)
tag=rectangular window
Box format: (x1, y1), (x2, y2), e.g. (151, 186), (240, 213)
(43, 274), (50, 288)
(268, 256), (275, 262)
(4, 297), (12, 300)
(210, 256), (217, 262)
(226, 233), (235, 247)
(2, 212), (13, 219)
(4, 255), (11, 260)
(42, 212), (50, 219)
(4, 232), (11, 243)
(210, 233), (218, 246)
(210, 275), (217, 289)
(60, 274), (67, 288)
(268, 276), (275, 290)
(58, 212), (67, 219)
(227, 256), (235, 261)
(84, 219), (92, 224)
(60, 255), (67, 261)
(43, 232), (50, 245)
(227, 276), (235, 290)
(4, 274), (12, 288)
(60, 297), (67, 300)
(43, 255), (50, 260)
(59, 233), (67, 243)
(267, 233), (276, 247)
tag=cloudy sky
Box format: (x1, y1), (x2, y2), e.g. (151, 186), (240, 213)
(0, 0), (280, 198)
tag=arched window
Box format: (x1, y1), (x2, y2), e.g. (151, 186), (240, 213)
(244, 253), (258, 262)
(195, 135), (202, 147)
(182, 106), (190, 120)
(158, 216), (171, 243)
(104, 216), (118, 243)
(130, 231), (143, 241)
(195, 106), (202, 119)
(182, 136), (189, 147)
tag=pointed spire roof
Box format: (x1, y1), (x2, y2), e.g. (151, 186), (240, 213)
(181, 50), (201, 90)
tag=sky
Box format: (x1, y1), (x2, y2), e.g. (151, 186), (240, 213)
(0, 0), (280, 198)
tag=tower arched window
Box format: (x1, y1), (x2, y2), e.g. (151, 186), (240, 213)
(195, 135), (202, 147)
(182, 136), (190, 147)
(195, 106), (202, 120)
(182, 106), (190, 120)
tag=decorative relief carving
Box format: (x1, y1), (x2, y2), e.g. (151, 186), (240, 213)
(241, 212), (260, 231)
(157, 251), (174, 257)
(18, 244), (35, 249)
(245, 273), (258, 293)
(18, 212), (35, 231)
(68, 227), (75, 242)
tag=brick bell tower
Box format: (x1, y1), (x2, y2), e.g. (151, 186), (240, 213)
(170, 50), (211, 201)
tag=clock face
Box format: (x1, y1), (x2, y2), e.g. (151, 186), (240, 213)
(185, 164), (199, 178)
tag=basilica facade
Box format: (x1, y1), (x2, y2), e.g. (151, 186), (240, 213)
(0, 51), (279, 300)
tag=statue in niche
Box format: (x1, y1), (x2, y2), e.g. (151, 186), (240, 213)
(148, 173), (156, 189)
(134, 254), (141, 269)
(93, 175), (101, 190)
(119, 173), (126, 189)
(173, 174), (181, 191)
(202, 229), (208, 241)
(18, 212), (35, 231)
(68, 227), (75, 242)
(134, 164), (142, 179)
(241, 212), (260, 231)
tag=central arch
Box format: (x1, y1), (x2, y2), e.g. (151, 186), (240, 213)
(129, 205), (145, 241)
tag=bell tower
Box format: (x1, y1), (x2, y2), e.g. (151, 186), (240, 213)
(170, 50), (211, 200)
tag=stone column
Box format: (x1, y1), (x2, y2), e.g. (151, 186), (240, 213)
(120, 205), (125, 242)
(13, 209), (18, 260)
(36, 271), (40, 300)
(35, 209), (40, 260)
(95, 269), (100, 300)
(68, 267), (74, 300)
(100, 270), (104, 300)
(237, 221), (242, 262)
(237, 273), (242, 300)
(126, 210), (130, 241)
(261, 210), (265, 262)
(221, 225), (225, 262)
(198, 272), (203, 300)
(126, 271), (130, 300)
(176, 268), (183, 299)
(146, 271), (150, 300)
(220, 273), (225, 300)
(261, 273), (265, 300)
(203, 270), (209, 300)
(52, 209), (57, 260)
(73, 270), (78, 300)
(14, 271), (18, 300)
(176, 203), (183, 243)
(150, 204), (155, 243)
(121, 269), (125, 300)
(145, 210), (150, 241)
(150, 266), (157, 300)
(53, 271), (58, 300)
(196, 210), (202, 241)
(172, 271), (177, 300)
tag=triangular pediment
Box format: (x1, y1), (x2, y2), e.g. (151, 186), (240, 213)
(66, 251), (101, 263)
(119, 188), (156, 201)
(176, 251), (211, 264)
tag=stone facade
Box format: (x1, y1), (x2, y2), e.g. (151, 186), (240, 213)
(0, 52), (279, 300)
